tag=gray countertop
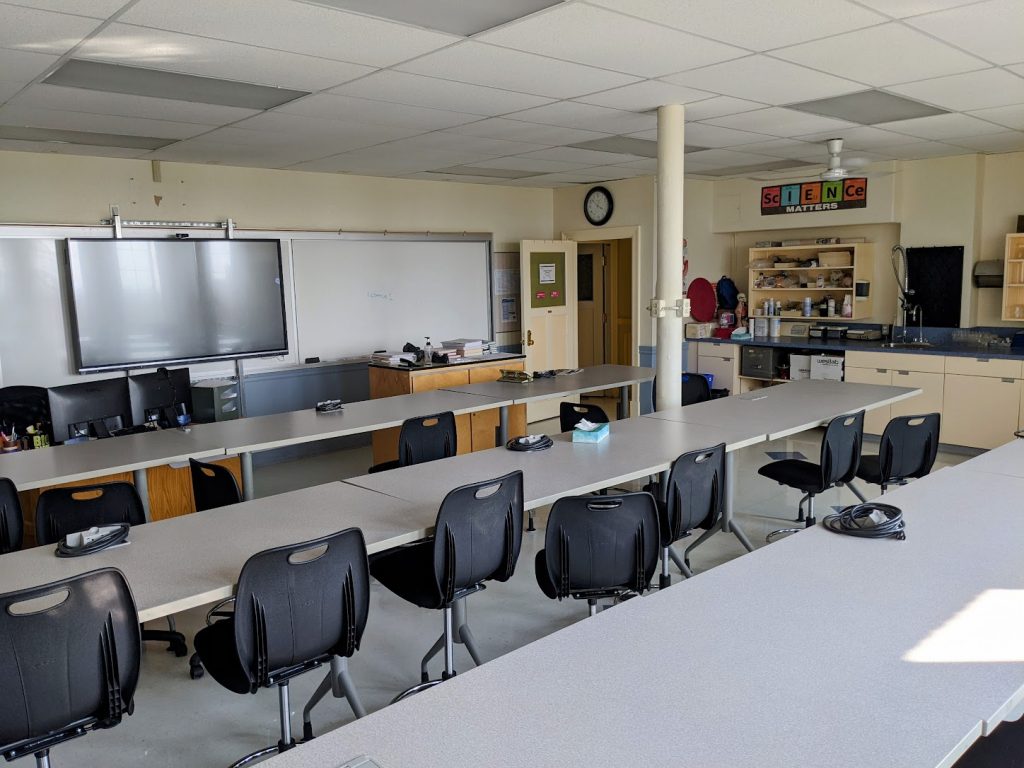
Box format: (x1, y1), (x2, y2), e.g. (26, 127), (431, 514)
(695, 335), (1024, 360)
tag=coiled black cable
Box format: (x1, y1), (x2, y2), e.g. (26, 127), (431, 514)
(822, 503), (905, 540)
(55, 523), (131, 558)
(506, 435), (553, 452)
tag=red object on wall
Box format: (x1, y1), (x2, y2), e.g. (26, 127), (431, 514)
(687, 278), (717, 322)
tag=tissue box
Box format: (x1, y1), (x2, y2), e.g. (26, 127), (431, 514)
(572, 422), (610, 443)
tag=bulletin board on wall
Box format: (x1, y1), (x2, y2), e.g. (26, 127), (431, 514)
(530, 252), (566, 308)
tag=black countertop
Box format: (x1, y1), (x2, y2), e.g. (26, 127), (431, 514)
(693, 335), (1024, 361)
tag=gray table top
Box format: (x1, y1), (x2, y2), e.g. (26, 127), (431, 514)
(187, 389), (512, 454)
(266, 462), (1024, 768)
(441, 364), (655, 405)
(0, 427), (226, 491)
(0, 482), (426, 622)
(645, 379), (920, 439)
(949, 438), (1024, 478)
(345, 415), (763, 511)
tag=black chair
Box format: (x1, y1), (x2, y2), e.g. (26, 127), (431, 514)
(536, 492), (659, 616)
(0, 385), (53, 446)
(650, 373), (711, 412)
(189, 458), (241, 512)
(644, 444), (725, 587)
(193, 528), (369, 766)
(850, 413), (941, 498)
(0, 568), (140, 768)
(0, 477), (23, 554)
(370, 471), (523, 699)
(559, 401), (609, 433)
(35, 482), (188, 658)
(368, 411), (457, 473)
(758, 411), (865, 528)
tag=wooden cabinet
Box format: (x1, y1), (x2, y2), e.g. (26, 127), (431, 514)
(696, 341), (738, 394)
(369, 358), (526, 464)
(942, 373), (1022, 449)
(748, 243), (874, 323)
(843, 365), (891, 435)
(1001, 233), (1024, 321)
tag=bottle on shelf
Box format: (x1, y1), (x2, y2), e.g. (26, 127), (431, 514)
(841, 294), (853, 318)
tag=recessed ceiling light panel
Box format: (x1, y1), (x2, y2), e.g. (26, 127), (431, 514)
(0, 124), (175, 149)
(306, 0), (563, 36)
(787, 89), (947, 125)
(433, 165), (539, 179)
(45, 59), (309, 110)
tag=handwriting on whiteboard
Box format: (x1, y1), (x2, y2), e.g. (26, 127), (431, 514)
(367, 291), (394, 301)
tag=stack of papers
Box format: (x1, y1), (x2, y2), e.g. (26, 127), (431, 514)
(371, 351), (417, 365)
(441, 338), (485, 357)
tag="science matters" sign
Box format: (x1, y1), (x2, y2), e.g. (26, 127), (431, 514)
(761, 178), (867, 216)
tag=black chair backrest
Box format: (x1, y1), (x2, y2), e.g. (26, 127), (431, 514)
(431, 471), (524, 606)
(0, 478), (23, 554)
(651, 373), (711, 411)
(818, 411), (865, 489)
(398, 412), (457, 467)
(232, 528), (370, 691)
(35, 482), (146, 546)
(0, 568), (140, 761)
(559, 402), (609, 433)
(0, 385), (52, 445)
(662, 444), (726, 545)
(541, 492), (659, 600)
(878, 413), (941, 483)
(189, 458), (241, 512)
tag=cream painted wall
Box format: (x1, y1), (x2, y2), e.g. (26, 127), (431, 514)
(0, 151), (553, 250)
(977, 151), (1024, 326)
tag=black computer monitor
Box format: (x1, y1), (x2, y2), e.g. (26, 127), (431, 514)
(128, 367), (192, 428)
(47, 378), (131, 443)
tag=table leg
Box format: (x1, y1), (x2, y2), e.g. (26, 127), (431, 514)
(241, 451), (255, 501)
(618, 385), (629, 420)
(133, 468), (151, 521)
(496, 405), (509, 447)
(723, 451), (754, 553)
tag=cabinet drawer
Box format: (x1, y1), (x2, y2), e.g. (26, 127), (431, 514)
(846, 350), (944, 373)
(944, 356), (1023, 379)
(697, 341), (736, 360)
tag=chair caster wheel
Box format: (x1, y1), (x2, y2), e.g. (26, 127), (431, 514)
(172, 643), (188, 658)
(189, 654), (204, 679)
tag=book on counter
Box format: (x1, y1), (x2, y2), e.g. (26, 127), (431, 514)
(440, 338), (488, 357)
(370, 351), (417, 365)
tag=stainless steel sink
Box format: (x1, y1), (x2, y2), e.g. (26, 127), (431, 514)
(880, 341), (933, 349)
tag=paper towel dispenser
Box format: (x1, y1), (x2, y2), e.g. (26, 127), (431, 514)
(973, 260), (1004, 288)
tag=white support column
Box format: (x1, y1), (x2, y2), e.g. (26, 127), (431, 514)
(654, 104), (685, 410)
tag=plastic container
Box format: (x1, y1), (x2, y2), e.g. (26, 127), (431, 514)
(802, 297), (813, 317)
(770, 316), (781, 338)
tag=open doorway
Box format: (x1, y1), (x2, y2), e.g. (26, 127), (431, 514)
(576, 237), (633, 418)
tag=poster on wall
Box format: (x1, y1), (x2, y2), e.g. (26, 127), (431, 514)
(760, 178), (867, 216)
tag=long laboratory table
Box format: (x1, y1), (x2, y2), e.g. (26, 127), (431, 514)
(266, 455), (1024, 768)
(441, 363), (655, 438)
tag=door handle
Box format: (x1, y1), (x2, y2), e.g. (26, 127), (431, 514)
(526, 329), (535, 347)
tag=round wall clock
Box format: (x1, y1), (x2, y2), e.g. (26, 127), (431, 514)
(583, 186), (614, 226)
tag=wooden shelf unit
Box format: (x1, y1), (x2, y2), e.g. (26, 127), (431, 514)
(1001, 234), (1024, 321)
(748, 243), (874, 323)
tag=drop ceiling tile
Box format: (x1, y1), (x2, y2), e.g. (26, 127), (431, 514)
(278, 93), (481, 130)
(705, 107), (854, 137)
(0, 82), (25, 103)
(477, 4), (745, 78)
(886, 69), (1024, 111)
(388, 132), (549, 157)
(876, 140), (973, 158)
(0, 48), (59, 84)
(681, 96), (767, 121)
(613, 157), (658, 171)
(286, 147), (484, 174)
(950, 131), (1024, 152)
(969, 104), (1024, 131)
(0, 104), (214, 138)
(907, 0), (1024, 65)
(396, 41), (641, 100)
(724, 138), (819, 158)
(1008, 64), (1024, 78)
(575, 81), (715, 112)
(77, 24), (375, 91)
(581, 165), (647, 178)
(229, 113), (423, 146)
(121, 0), (459, 67)
(588, 0), (886, 50)
(506, 101), (656, 133)
(854, 0), (983, 17)
(771, 23), (987, 86)
(404, 172), (528, 185)
(683, 122), (772, 147)
(665, 56), (865, 105)
(445, 118), (609, 145)
(789, 148), (895, 164)
(528, 167), (639, 183)
(330, 71), (552, 117)
(0, 138), (152, 158)
(148, 139), (325, 168)
(466, 156), (593, 173)
(10, 83), (259, 124)
(515, 146), (642, 165)
(875, 112), (1007, 140)
(0, 4), (102, 54)
(684, 148), (782, 168)
(797, 125), (921, 149)
(3, 0), (129, 16)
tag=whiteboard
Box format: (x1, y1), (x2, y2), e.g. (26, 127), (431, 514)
(291, 237), (492, 360)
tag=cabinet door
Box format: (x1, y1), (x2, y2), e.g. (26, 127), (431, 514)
(942, 374), (1023, 449)
(890, 370), (944, 420)
(697, 355), (737, 395)
(844, 367), (891, 435)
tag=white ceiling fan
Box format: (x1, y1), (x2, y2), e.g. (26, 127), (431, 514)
(750, 138), (896, 182)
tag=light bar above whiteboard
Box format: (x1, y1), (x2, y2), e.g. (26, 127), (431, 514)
(291, 235), (492, 360)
